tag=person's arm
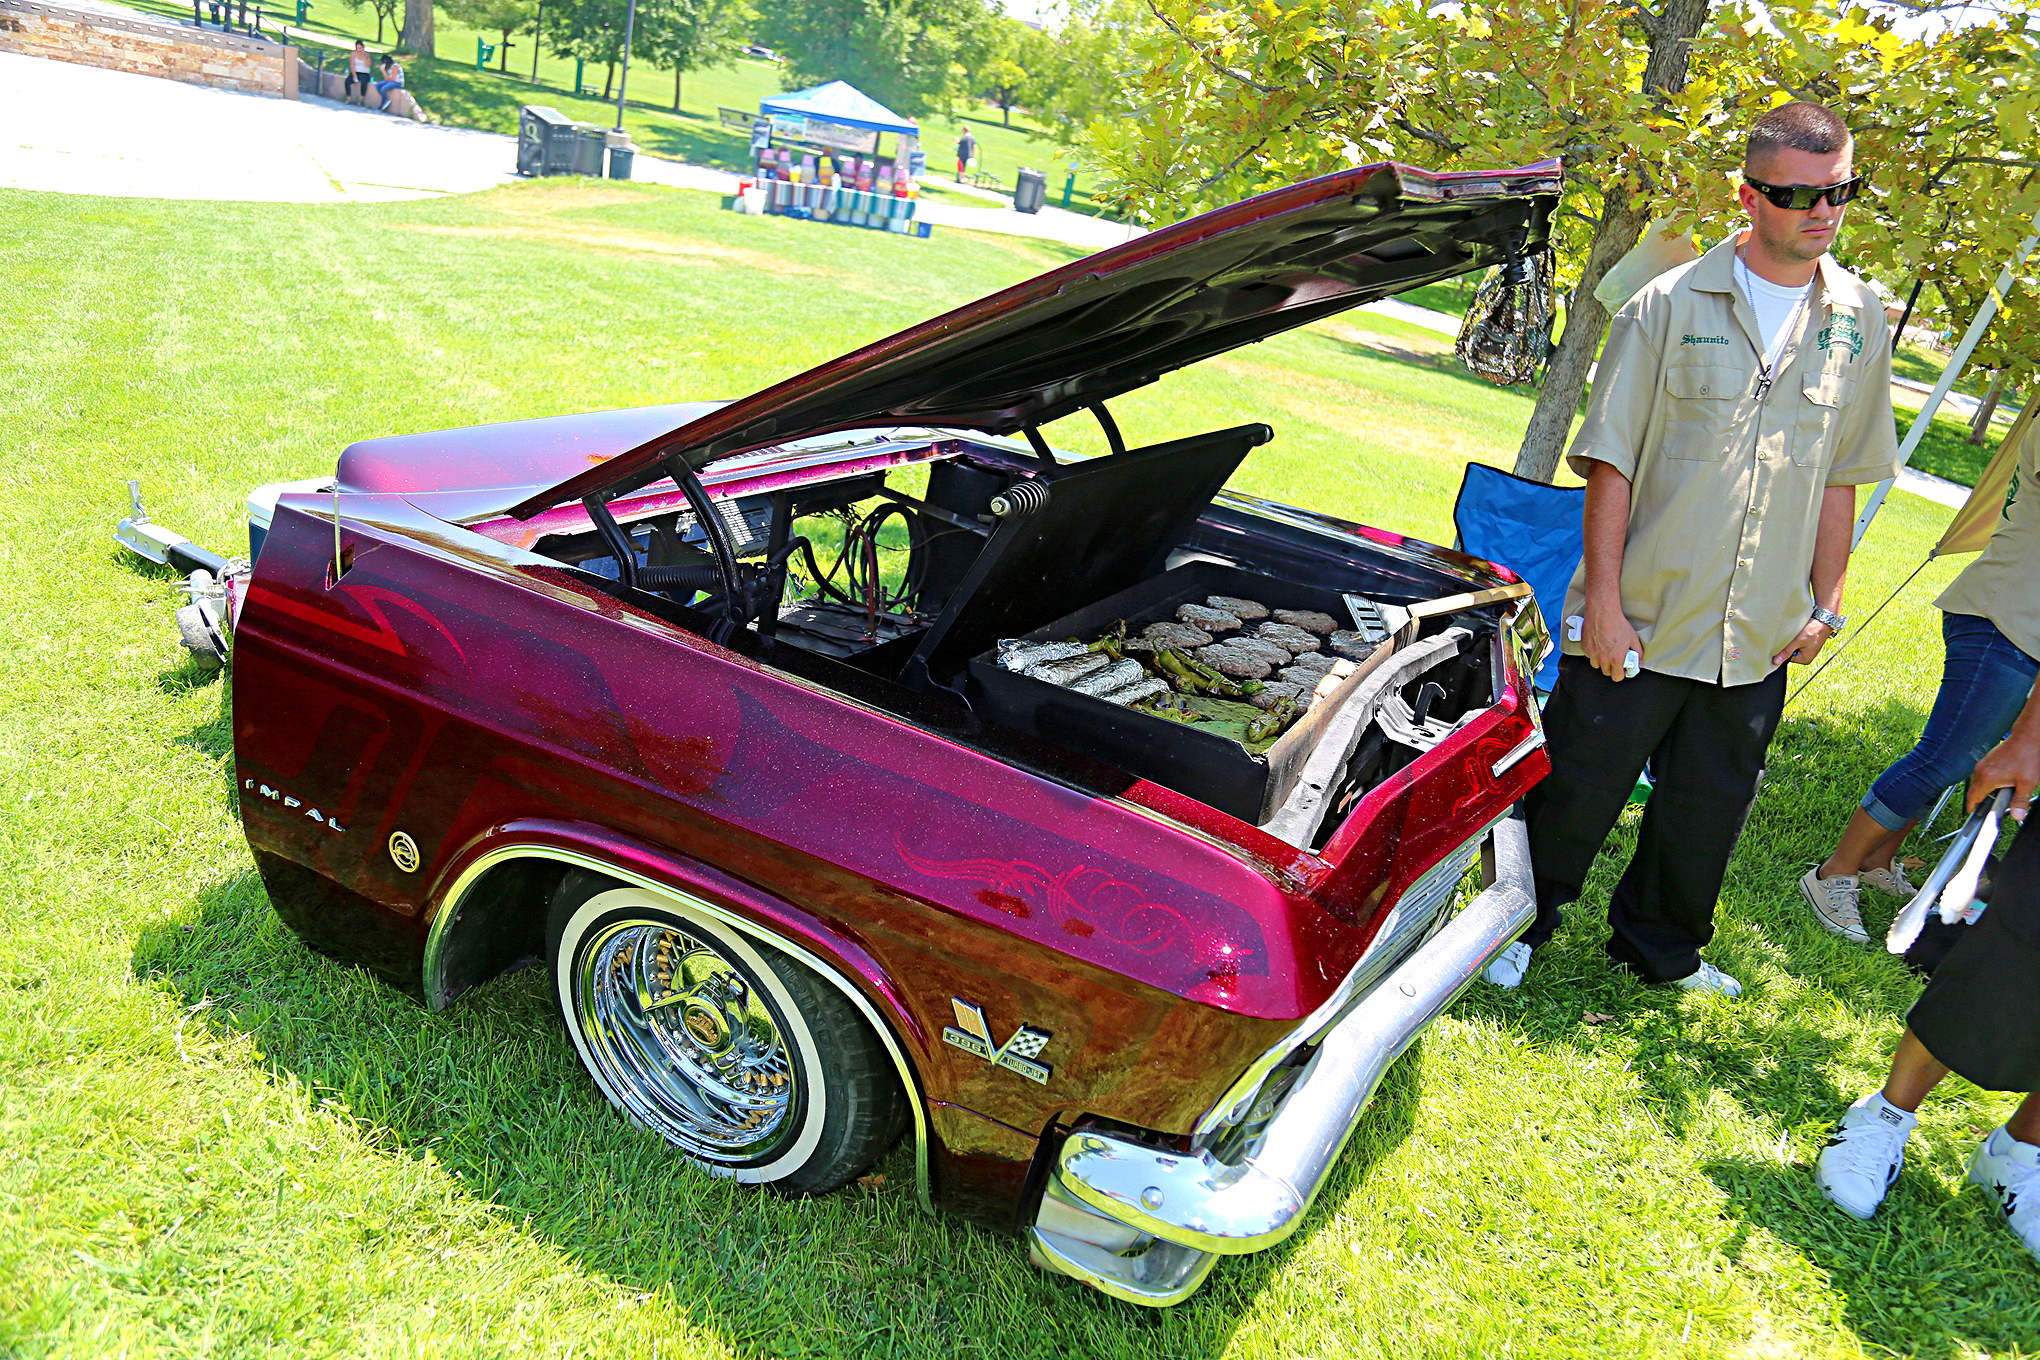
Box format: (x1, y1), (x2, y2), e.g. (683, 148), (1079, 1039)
(1772, 483), (1855, 666)
(1969, 675), (2040, 819)
(1580, 459), (1645, 682)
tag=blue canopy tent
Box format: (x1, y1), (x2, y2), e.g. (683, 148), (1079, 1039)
(759, 81), (918, 136)
(758, 81), (920, 166)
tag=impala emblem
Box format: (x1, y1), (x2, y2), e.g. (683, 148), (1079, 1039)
(943, 998), (1053, 1084)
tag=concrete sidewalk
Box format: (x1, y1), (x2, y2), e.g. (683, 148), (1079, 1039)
(0, 49), (519, 202)
(0, 47), (1138, 250)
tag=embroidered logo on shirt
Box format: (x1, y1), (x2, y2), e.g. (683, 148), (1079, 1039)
(1817, 314), (1864, 360)
(1680, 333), (1731, 346)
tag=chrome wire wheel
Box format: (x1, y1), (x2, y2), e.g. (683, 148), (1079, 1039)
(549, 873), (910, 1194)
(572, 919), (802, 1165)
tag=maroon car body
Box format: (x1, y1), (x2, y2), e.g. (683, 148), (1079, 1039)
(232, 159), (1560, 1304)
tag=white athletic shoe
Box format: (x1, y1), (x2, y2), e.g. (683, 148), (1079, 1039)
(1860, 859), (1918, 898)
(1968, 1126), (2040, 1263)
(1800, 867), (1870, 945)
(1484, 942), (1532, 989)
(1669, 961), (1743, 998)
(1817, 1090), (1916, 1219)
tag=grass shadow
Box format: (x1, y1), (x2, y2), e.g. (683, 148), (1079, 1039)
(131, 877), (1354, 1356)
(1481, 685), (2040, 1354)
(1704, 1157), (2040, 1358)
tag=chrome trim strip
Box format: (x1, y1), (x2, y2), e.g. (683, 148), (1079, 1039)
(1192, 814), (1502, 1138)
(1491, 728), (1547, 778)
(1056, 816), (1535, 1256)
(421, 844), (934, 1214)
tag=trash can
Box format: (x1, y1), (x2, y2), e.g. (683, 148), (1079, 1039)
(604, 129), (635, 181)
(518, 105), (578, 177)
(1014, 167), (1047, 214)
(572, 124), (606, 176)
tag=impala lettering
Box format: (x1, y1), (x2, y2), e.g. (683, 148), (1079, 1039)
(242, 779), (346, 834)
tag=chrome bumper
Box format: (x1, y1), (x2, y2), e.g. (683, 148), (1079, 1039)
(1027, 815), (1536, 1306)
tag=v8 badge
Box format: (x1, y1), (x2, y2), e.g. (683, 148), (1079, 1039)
(943, 998), (1053, 1084)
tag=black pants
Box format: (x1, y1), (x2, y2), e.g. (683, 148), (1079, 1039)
(1522, 656), (1788, 981)
(1910, 818), (2040, 1092)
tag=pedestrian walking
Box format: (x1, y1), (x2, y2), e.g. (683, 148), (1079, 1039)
(1816, 680), (2040, 1263)
(955, 129), (977, 183)
(1801, 422), (2038, 942)
(1487, 100), (1901, 995)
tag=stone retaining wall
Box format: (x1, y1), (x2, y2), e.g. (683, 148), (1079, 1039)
(296, 58), (426, 120)
(0, 0), (295, 96)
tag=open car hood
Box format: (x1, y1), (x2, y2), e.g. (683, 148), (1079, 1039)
(510, 158), (1561, 520)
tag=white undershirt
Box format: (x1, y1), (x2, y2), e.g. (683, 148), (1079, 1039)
(1733, 252), (1815, 370)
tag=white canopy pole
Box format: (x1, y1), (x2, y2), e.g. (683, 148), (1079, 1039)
(1853, 208), (2040, 550)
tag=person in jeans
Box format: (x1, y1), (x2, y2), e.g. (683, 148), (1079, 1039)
(375, 55), (405, 111)
(1487, 101), (1901, 996)
(1801, 425), (2039, 939)
(1817, 675), (2040, 1264)
(344, 40), (373, 105)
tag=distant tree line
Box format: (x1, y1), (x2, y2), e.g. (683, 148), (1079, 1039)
(396, 0), (1119, 129)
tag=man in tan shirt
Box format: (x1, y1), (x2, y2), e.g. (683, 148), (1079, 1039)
(1487, 101), (1902, 995)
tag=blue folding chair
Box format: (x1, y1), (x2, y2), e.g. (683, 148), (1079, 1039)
(1451, 461), (1585, 694)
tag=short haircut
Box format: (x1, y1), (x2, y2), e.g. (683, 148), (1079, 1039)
(1745, 102), (1852, 171)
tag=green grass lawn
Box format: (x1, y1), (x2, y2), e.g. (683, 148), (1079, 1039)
(1894, 395), (2009, 489)
(4, 180), (2038, 1358)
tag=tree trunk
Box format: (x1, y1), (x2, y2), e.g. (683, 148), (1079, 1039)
(399, 0), (432, 54)
(1002, 99), (1011, 127)
(1511, 187), (1652, 482)
(1510, 0), (1714, 482)
(375, 12), (384, 41)
(674, 65), (682, 113)
(1968, 369), (2008, 443)
(603, 58), (615, 100)
(499, 28), (511, 71)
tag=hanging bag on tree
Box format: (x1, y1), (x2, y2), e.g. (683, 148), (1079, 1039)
(1455, 249), (1557, 386)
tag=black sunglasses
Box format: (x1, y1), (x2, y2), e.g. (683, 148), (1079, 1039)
(1743, 173), (1867, 211)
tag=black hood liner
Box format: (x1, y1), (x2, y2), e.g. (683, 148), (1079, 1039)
(900, 423), (1271, 690)
(513, 158), (1560, 519)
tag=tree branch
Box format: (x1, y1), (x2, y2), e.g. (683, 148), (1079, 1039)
(1142, 0), (1277, 95)
(1392, 114), (1467, 156)
(1927, 153), (2040, 184)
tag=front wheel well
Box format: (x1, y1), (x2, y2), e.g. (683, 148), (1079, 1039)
(419, 845), (936, 1209)
(423, 855), (565, 1010)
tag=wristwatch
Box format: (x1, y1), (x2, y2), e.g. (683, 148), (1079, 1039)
(1811, 606), (1846, 633)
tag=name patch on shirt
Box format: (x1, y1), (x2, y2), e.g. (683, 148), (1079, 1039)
(1680, 333), (1730, 346)
(1817, 314), (1863, 360)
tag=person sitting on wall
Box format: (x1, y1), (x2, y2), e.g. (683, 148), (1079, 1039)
(344, 41), (373, 106)
(375, 55), (406, 113)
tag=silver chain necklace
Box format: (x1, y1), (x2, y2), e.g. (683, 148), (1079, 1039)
(1735, 246), (1814, 401)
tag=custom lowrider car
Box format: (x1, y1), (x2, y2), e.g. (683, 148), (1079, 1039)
(231, 159), (1559, 1305)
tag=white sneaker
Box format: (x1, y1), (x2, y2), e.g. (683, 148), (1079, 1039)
(1669, 961), (1743, 997)
(1800, 867), (1869, 945)
(1818, 1091), (1916, 1219)
(1484, 941), (1532, 989)
(1968, 1126), (2040, 1262)
(1860, 859), (1918, 898)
